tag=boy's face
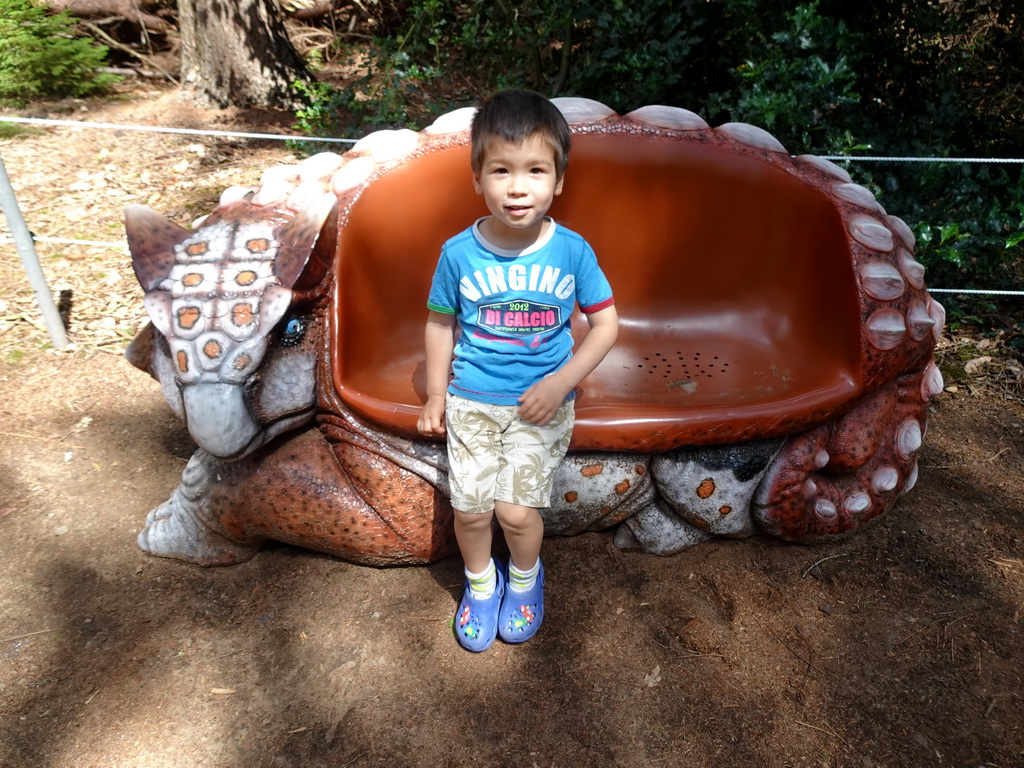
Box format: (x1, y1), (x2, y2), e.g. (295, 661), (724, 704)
(473, 133), (564, 247)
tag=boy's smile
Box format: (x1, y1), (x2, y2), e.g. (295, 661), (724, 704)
(473, 134), (565, 250)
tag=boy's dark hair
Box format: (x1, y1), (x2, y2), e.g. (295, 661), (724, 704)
(470, 89), (572, 178)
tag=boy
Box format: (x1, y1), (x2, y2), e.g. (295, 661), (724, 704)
(417, 89), (618, 652)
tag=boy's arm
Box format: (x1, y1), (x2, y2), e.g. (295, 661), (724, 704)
(417, 310), (457, 437)
(517, 304), (619, 426)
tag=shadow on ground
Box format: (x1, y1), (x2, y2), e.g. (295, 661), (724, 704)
(1, 355), (1022, 767)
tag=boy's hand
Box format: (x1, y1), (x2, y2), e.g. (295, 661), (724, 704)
(517, 304), (618, 426)
(417, 394), (447, 437)
(517, 377), (571, 426)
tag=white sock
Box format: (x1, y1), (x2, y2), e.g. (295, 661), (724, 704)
(508, 559), (540, 593)
(466, 559), (497, 599)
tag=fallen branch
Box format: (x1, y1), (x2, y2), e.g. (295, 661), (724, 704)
(986, 447), (1010, 462)
(679, 650), (726, 660)
(759, 620), (822, 676)
(795, 720), (850, 748)
(2, 628), (64, 644)
(801, 552), (850, 578)
(990, 557), (1023, 575)
(82, 20), (180, 85)
(0, 430), (82, 450)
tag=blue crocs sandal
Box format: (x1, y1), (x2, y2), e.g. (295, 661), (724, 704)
(498, 560), (544, 643)
(454, 564), (505, 652)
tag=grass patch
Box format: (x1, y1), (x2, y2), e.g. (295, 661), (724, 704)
(0, 121), (44, 139)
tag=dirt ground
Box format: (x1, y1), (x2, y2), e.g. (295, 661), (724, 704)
(1, 88), (1022, 768)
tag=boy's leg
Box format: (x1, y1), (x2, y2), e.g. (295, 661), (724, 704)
(493, 402), (572, 644)
(453, 508), (496, 574)
(496, 500), (545, 643)
(492, 398), (573, 572)
(446, 394), (509, 574)
(494, 501), (543, 571)
(445, 395), (513, 651)
(452, 507), (504, 652)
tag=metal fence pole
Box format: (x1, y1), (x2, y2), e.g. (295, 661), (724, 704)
(0, 154), (69, 349)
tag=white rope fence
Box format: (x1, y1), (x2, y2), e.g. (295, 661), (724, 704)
(820, 155), (1024, 164)
(0, 115), (357, 144)
(2, 114), (1022, 298)
(3, 236), (127, 248)
(2, 115), (1022, 161)
(929, 289), (1024, 295)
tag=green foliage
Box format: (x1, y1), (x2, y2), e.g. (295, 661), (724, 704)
(292, 0), (1022, 323)
(0, 0), (118, 104)
(291, 32), (452, 140)
(0, 120), (44, 139)
(289, 80), (349, 151)
(378, 0), (564, 96)
(705, 1), (865, 153)
(908, 168), (1024, 296)
(324, 0), (706, 115)
(559, 0), (704, 110)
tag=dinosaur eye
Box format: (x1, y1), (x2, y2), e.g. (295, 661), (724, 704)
(278, 315), (307, 348)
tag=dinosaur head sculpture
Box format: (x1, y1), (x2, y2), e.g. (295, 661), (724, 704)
(124, 194), (336, 459)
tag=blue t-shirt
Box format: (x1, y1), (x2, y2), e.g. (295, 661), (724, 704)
(427, 218), (614, 405)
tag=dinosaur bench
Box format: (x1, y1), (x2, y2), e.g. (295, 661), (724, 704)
(125, 100), (944, 565)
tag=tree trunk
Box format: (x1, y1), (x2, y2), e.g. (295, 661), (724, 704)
(178, 0), (312, 108)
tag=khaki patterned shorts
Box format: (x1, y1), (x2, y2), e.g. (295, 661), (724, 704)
(445, 394), (575, 515)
